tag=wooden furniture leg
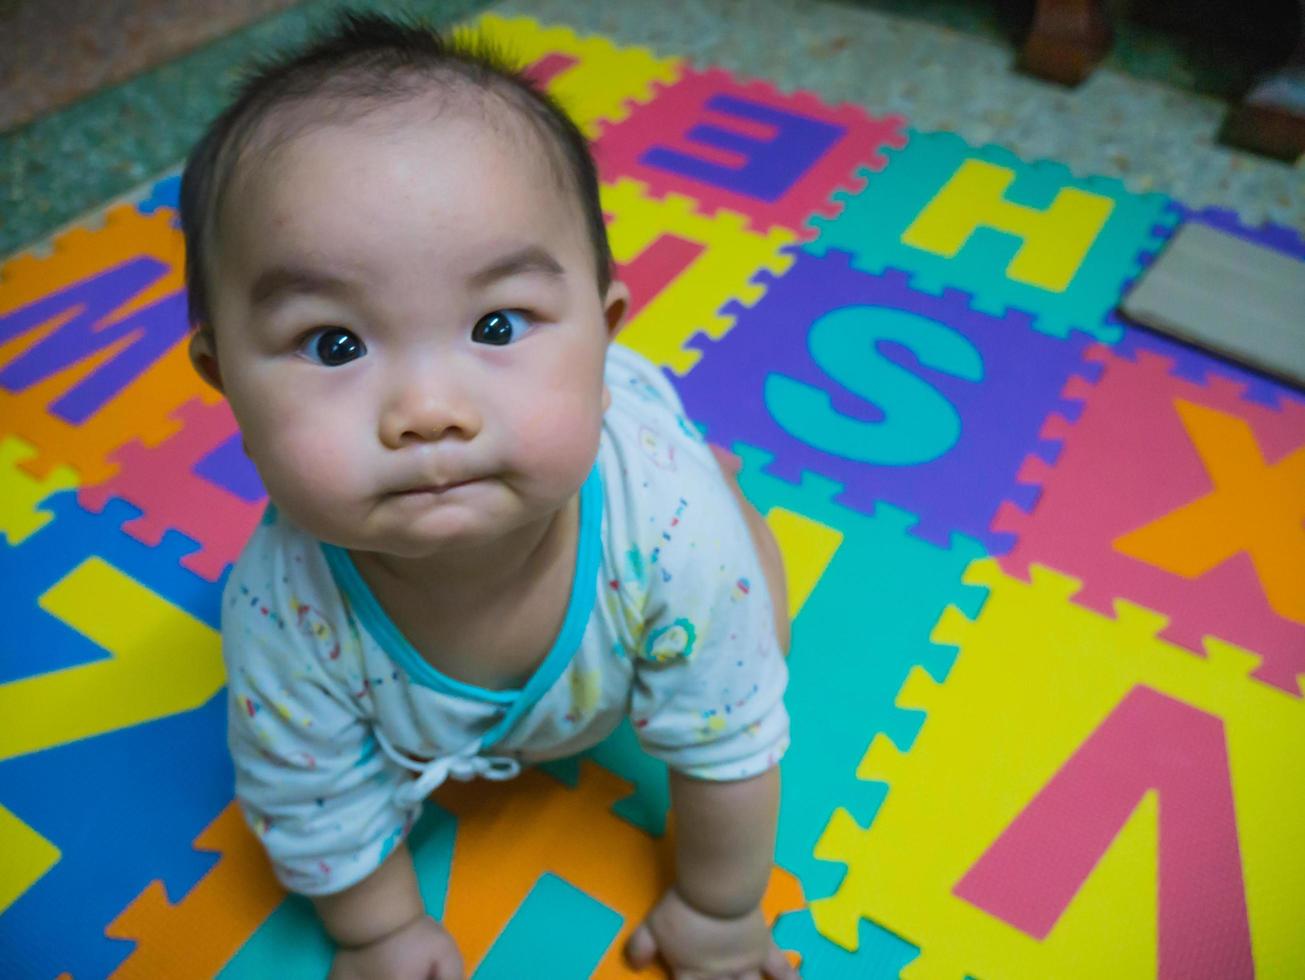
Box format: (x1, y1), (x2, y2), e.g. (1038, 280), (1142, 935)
(1219, 0), (1305, 161)
(1019, 0), (1114, 87)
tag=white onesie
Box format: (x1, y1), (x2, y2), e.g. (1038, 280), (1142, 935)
(221, 342), (790, 896)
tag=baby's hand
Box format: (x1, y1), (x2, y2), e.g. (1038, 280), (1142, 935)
(625, 887), (799, 980)
(328, 914), (464, 980)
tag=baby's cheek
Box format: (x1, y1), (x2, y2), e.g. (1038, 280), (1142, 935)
(251, 417), (358, 508)
(513, 392), (602, 476)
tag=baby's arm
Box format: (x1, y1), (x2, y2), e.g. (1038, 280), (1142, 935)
(623, 457), (797, 976)
(313, 840), (423, 945)
(669, 766), (779, 918)
(626, 768), (796, 979)
(314, 842), (463, 979)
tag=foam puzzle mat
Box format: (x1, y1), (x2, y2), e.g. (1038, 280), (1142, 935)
(2, 12), (1304, 978)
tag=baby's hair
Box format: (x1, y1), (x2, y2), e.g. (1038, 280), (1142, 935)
(179, 10), (613, 329)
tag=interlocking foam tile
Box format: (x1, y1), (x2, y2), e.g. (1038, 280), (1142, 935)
(995, 345), (1305, 697)
(1115, 207), (1305, 411)
(604, 178), (796, 374)
(775, 902), (919, 979)
(810, 559), (1305, 978)
(0, 435), (77, 544)
(0, 490), (219, 688)
(676, 249), (1098, 551)
(219, 799), (459, 979)
(105, 802), (284, 979)
(79, 398), (265, 581)
(0, 206), (213, 483)
(0, 694), (231, 979)
(1185, 207), (1305, 260)
(460, 14), (682, 137)
(723, 445), (990, 960)
(542, 719), (672, 837)
(475, 873), (625, 980)
(594, 67), (906, 237)
(0, 802), (60, 921)
(0, 547), (221, 764)
(434, 761), (804, 977)
(137, 173), (181, 215)
(807, 130), (1177, 342)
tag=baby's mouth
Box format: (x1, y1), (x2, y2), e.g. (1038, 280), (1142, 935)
(391, 477), (483, 496)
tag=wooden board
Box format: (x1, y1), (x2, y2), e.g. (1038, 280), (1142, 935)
(1120, 222), (1305, 386)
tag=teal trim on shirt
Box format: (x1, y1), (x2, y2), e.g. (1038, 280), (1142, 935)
(481, 467), (605, 748)
(320, 467), (604, 731)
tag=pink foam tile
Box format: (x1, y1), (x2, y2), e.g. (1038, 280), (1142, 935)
(995, 346), (1305, 696)
(594, 66), (905, 236)
(79, 398), (263, 581)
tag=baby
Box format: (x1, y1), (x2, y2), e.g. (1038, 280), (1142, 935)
(181, 12), (794, 980)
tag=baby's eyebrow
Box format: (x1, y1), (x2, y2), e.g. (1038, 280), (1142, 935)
(469, 245), (564, 288)
(249, 265), (357, 310)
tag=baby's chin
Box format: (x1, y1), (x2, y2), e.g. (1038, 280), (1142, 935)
(356, 523), (511, 560)
(321, 502), (548, 560)
(322, 515), (507, 560)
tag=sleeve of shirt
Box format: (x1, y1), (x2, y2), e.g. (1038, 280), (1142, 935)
(622, 424), (791, 782)
(222, 547), (417, 897)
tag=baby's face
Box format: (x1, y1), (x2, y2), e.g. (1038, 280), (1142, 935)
(201, 103), (625, 558)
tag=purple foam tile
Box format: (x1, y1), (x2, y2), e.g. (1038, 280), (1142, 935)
(676, 249), (1095, 552)
(193, 431), (265, 504)
(1185, 205), (1305, 260)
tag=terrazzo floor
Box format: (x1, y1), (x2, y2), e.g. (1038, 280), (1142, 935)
(0, 0), (302, 131)
(2, 0), (1303, 261)
(496, 0), (1305, 221)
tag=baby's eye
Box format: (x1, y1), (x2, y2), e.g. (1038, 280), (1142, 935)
(302, 327), (366, 366)
(471, 310), (532, 346)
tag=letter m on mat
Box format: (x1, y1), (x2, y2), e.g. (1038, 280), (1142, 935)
(0, 257), (187, 423)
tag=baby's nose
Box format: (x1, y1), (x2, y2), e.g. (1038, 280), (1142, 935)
(379, 369), (481, 448)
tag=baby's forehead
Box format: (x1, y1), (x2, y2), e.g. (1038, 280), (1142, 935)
(208, 92), (599, 292)
(229, 88), (572, 211)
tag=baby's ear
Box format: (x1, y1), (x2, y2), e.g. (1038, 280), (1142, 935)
(602, 279), (630, 339)
(188, 328), (225, 392)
